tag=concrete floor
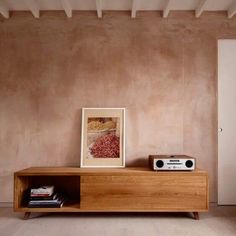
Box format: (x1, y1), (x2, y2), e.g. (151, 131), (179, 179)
(0, 205), (236, 236)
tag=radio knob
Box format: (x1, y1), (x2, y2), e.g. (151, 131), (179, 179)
(156, 160), (164, 168)
(185, 160), (193, 168)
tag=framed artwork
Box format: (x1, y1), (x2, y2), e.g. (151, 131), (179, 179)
(80, 108), (125, 167)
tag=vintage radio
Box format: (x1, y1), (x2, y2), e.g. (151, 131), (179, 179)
(149, 155), (196, 171)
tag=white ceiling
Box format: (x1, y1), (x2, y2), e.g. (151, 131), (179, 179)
(0, 0), (236, 19)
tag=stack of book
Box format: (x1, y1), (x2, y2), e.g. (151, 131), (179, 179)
(28, 186), (65, 208)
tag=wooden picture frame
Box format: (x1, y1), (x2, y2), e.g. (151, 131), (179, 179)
(80, 108), (125, 167)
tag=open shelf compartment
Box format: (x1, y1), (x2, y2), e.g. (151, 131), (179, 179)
(14, 175), (80, 211)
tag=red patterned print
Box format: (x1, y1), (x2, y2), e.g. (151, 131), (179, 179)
(91, 133), (120, 158)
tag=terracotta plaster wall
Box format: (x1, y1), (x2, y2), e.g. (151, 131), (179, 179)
(1, 11), (236, 202)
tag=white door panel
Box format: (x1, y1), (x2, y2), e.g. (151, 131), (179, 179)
(218, 39), (236, 205)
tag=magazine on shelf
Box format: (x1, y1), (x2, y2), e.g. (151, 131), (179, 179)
(28, 201), (64, 208)
(30, 193), (58, 201)
(30, 186), (54, 196)
(28, 196), (65, 208)
(29, 195), (63, 204)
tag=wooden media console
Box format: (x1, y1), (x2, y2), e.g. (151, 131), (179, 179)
(14, 167), (209, 220)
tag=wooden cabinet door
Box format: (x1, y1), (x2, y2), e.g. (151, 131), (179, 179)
(80, 174), (208, 211)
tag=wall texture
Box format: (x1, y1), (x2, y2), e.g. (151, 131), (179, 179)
(1, 11), (236, 202)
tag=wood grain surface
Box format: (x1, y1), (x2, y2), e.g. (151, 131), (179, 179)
(14, 167), (208, 213)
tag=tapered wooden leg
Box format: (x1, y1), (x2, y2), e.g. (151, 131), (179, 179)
(23, 212), (31, 220)
(193, 212), (199, 220)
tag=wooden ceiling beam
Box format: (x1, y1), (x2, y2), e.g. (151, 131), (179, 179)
(0, 1), (9, 18)
(96, 0), (102, 18)
(61, 0), (72, 18)
(163, 0), (172, 18)
(228, 1), (236, 19)
(24, 0), (40, 18)
(195, 0), (208, 18)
